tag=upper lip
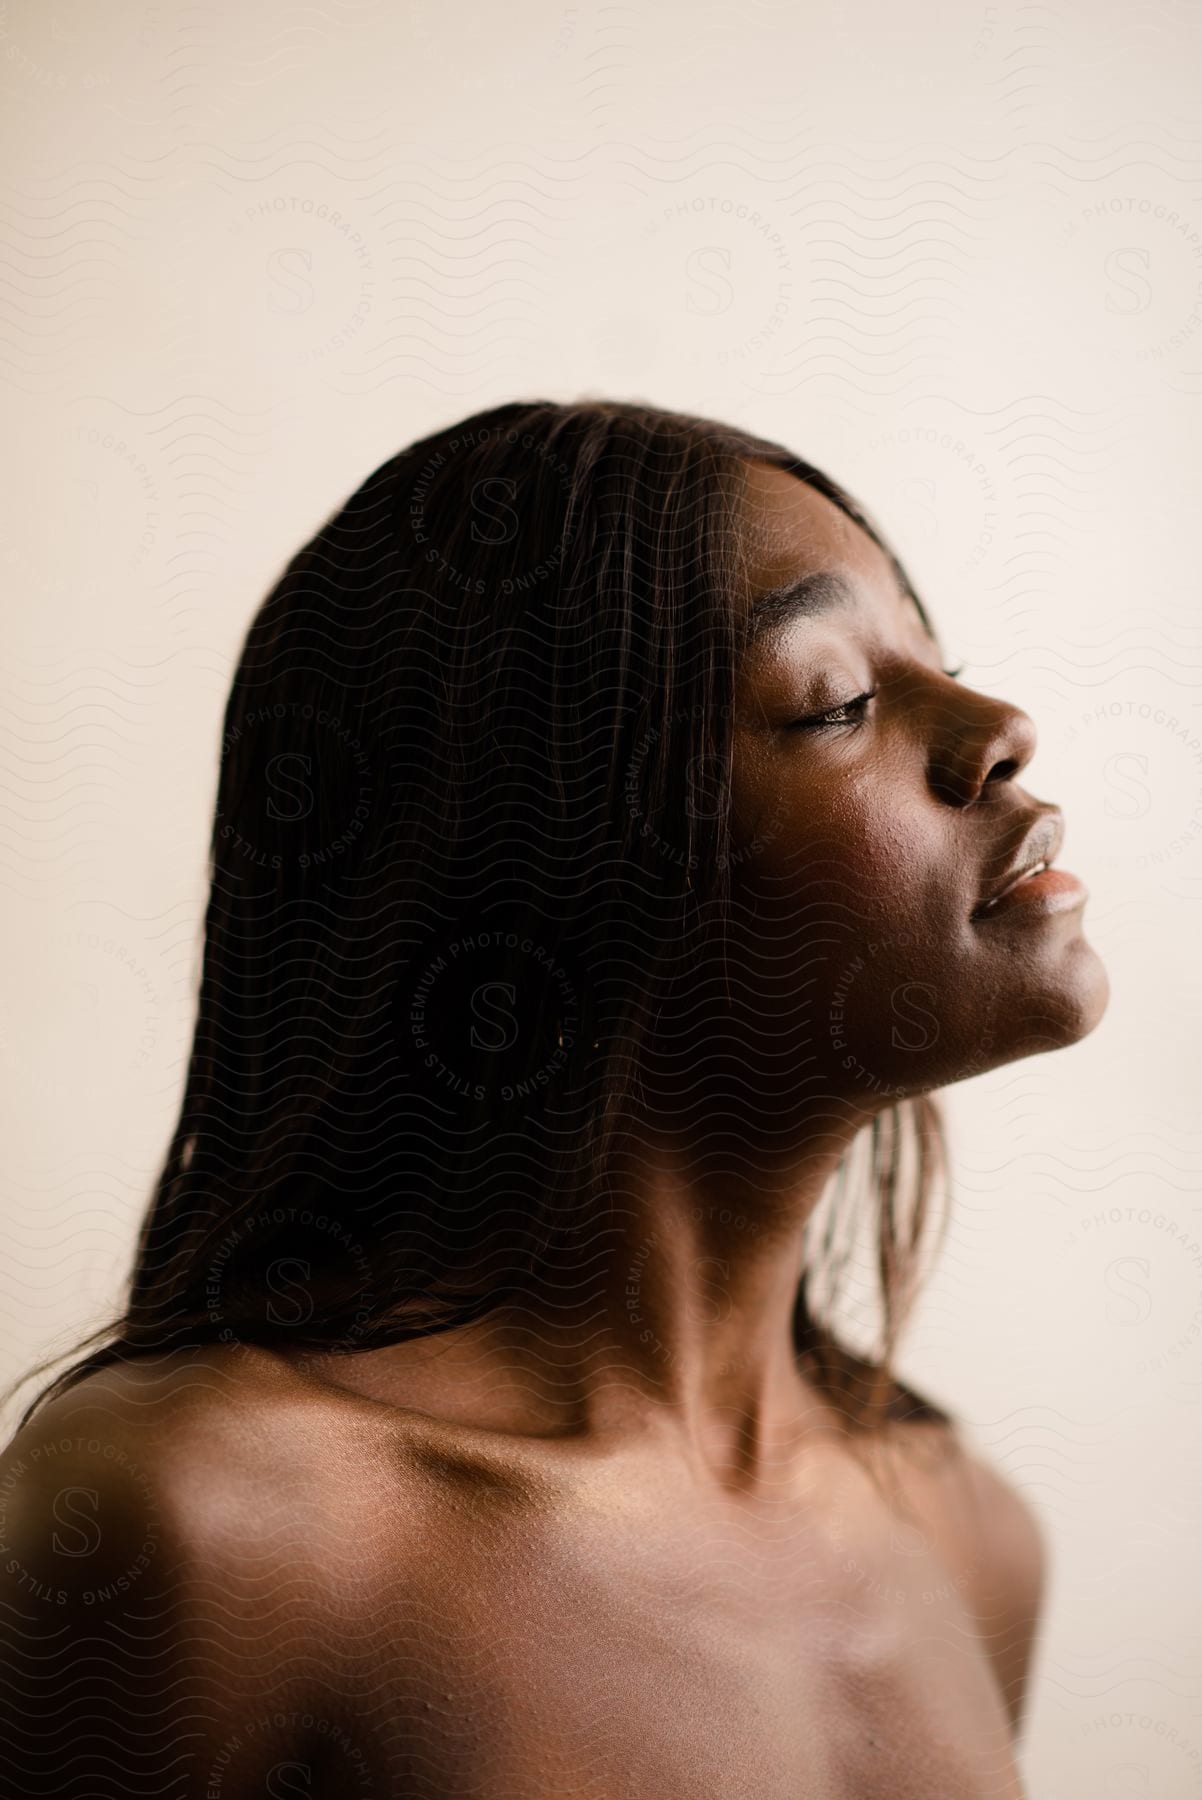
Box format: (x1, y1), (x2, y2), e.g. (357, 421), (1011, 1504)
(971, 808), (1065, 916)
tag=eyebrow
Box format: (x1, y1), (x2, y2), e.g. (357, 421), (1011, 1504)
(744, 569), (857, 646)
(743, 565), (938, 652)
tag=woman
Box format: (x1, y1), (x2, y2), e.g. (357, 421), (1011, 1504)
(0, 400), (1108, 1797)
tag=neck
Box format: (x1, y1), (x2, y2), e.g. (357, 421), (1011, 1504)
(364, 1102), (883, 1497)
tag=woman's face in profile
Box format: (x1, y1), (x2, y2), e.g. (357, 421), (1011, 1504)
(725, 461), (1110, 1105)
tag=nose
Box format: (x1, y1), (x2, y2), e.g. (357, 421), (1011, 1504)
(929, 683), (1037, 806)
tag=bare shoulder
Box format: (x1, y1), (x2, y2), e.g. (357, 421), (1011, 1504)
(7, 1349), (300, 1556)
(2, 1343), (277, 1542)
(2, 1342), (463, 1587)
(885, 1411), (1048, 1737)
(0, 1346), (417, 1797)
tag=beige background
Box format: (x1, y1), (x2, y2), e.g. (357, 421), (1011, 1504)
(2, 1), (1200, 1792)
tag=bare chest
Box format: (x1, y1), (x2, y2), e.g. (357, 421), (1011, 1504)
(346, 1467), (1027, 1799)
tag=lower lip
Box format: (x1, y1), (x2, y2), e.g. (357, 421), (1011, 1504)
(972, 867), (1089, 922)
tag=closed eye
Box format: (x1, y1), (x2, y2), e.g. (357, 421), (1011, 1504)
(789, 689), (877, 731)
(789, 665), (963, 731)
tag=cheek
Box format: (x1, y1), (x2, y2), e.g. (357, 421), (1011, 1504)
(731, 761), (933, 928)
(727, 764), (984, 1080)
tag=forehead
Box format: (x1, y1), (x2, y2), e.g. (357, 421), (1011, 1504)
(737, 460), (894, 600)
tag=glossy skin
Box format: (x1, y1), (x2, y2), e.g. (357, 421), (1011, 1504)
(0, 464), (1107, 1797)
(1, 1346), (1042, 1799)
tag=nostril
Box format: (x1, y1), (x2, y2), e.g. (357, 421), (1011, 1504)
(927, 769), (966, 805)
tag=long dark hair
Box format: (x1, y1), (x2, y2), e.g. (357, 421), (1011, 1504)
(13, 398), (954, 1440)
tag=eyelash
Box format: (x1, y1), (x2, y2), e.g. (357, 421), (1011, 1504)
(790, 666), (965, 732)
(791, 690), (877, 731)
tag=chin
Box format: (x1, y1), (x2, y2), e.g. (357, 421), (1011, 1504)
(986, 939), (1111, 1070)
(1047, 937), (1111, 1046)
(887, 941), (1111, 1094)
